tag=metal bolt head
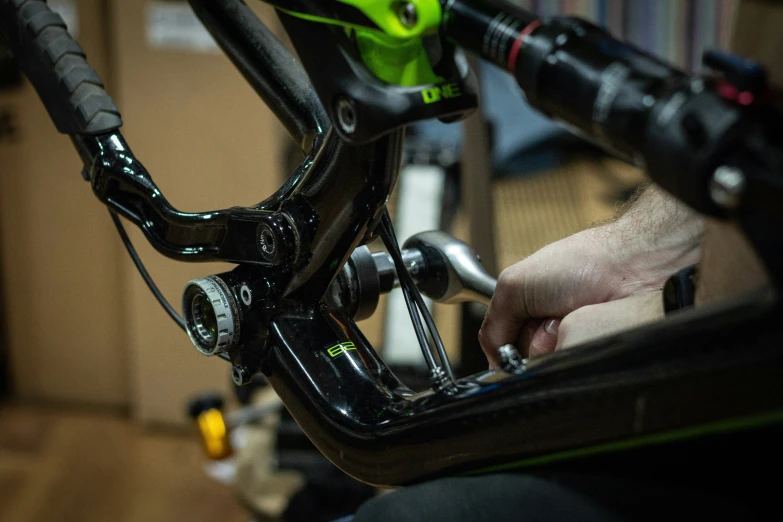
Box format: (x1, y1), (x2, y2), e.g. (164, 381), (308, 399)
(232, 365), (250, 386)
(429, 366), (447, 387)
(710, 166), (746, 210)
(257, 223), (278, 260)
(335, 97), (357, 135)
(240, 284), (252, 306)
(256, 213), (298, 265)
(497, 344), (524, 373)
(429, 366), (458, 393)
(397, 2), (418, 28)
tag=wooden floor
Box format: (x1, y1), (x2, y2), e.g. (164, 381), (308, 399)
(0, 402), (249, 522)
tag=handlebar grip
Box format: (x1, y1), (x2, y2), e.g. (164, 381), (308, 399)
(0, 0), (122, 135)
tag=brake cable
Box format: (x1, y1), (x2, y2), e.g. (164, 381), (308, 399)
(378, 209), (456, 386)
(109, 210), (232, 362)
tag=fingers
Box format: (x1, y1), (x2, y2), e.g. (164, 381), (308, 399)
(485, 316), (559, 368)
(514, 319), (544, 358)
(478, 267), (529, 365)
(556, 291), (665, 351)
(527, 318), (559, 358)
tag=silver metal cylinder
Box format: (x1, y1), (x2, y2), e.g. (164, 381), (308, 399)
(182, 276), (239, 356)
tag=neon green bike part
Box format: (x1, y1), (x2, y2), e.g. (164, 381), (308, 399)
(275, 0), (444, 86)
(339, 0), (442, 39)
(277, 0), (441, 38)
(354, 29), (442, 86)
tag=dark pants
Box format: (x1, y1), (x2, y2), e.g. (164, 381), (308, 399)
(353, 472), (764, 522)
(345, 424), (783, 521)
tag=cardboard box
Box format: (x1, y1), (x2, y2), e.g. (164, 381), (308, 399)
(0, 0), (129, 406)
(110, 0), (286, 424)
(732, 0), (783, 85)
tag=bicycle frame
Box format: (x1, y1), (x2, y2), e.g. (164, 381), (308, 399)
(2, 0), (783, 487)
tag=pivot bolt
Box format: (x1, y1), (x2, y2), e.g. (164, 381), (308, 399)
(397, 2), (418, 28)
(497, 344), (524, 373)
(240, 284), (252, 306)
(257, 213), (298, 265)
(709, 166), (746, 210)
(232, 365), (250, 386)
(429, 366), (452, 392)
(335, 97), (357, 135)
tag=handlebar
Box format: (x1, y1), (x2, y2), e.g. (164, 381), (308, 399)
(0, 0), (122, 134)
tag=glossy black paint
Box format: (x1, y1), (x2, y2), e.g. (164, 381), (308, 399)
(7, 0), (782, 490)
(283, 130), (403, 298)
(264, 292), (783, 486)
(277, 9), (479, 144)
(73, 132), (274, 263)
(71, 126), (401, 288)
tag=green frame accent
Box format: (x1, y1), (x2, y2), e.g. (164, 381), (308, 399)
(354, 29), (442, 86)
(339, 0), (442, 39)
(276, 0), (444, 86)
(277, 0), (441, 38)
(326, 341), (357, 358)
(466, 410), (783, 476)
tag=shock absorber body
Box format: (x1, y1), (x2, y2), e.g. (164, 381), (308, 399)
(439, 0), (755, 218)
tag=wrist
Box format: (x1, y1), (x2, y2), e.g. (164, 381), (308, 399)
(589, 216), (703, 295)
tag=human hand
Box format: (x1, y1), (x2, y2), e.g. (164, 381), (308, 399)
(553, 290), (665, 350)
(478, 186), (702, 366)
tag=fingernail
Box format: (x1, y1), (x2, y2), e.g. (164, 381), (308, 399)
(544, 319), (559, 335)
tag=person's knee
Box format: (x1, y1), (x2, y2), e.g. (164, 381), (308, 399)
(352, 473), (614, 522)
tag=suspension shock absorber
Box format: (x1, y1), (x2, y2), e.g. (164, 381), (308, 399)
(439, 0), (753, 217)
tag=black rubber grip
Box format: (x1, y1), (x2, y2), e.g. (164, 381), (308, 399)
(0, 0), (122, 134)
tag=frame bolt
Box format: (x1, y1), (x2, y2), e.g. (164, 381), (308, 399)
(497, 344), (524, 373)
(710, 166), (746, 210)
(429, 366), (451, 391)
(257, 213), (298, 265)
(232, 365), (250, 386)
(397, 2), (418, 28)
(335, 97), (358, 135)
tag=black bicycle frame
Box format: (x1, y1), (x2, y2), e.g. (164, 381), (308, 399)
(2, 0), (783, 487)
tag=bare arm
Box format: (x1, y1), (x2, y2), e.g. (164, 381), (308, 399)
(478, 184), (704, 364)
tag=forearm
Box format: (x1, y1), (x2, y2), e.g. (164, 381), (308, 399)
(480, 184), (705, 359)
(601, 184), (771, 303)
(595, 184), (705, 292)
